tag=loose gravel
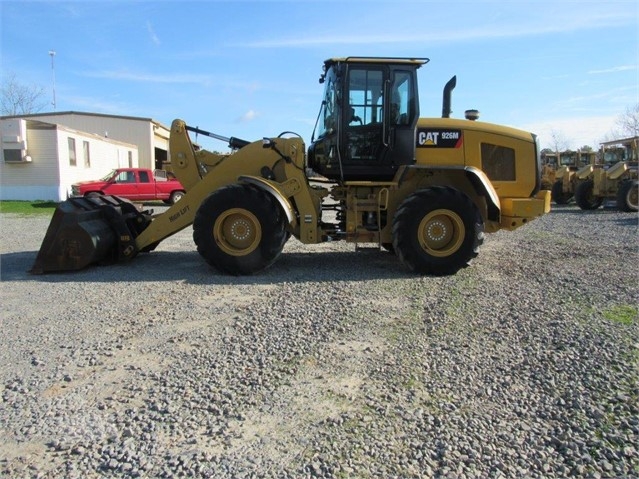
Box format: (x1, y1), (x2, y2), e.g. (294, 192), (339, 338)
(0, 204), (637, 479)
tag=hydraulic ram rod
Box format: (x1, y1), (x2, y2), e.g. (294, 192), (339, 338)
(185, 125), (250, 150)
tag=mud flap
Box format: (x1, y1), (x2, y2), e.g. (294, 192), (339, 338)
(29, 196), (152, 274)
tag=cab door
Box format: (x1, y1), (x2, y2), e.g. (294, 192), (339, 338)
(340, 65), (388, 180)
(340, 65), (418, 180)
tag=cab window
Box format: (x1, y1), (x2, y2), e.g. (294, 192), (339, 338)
(347, 68), (384, 126)
(390, 71), (414, 125)
(315, 75), (337, 139)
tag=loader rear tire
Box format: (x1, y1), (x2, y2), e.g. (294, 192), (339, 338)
(574, 180), (603, 210)
(392, 187), (484, 276)
(616, 180), (638, 212)
(551, 180), (572, 205)
(193, 184), (287, 275)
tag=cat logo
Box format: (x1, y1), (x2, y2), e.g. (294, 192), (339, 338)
(416, 129), (463, 148)
(420, 131), (440, 145)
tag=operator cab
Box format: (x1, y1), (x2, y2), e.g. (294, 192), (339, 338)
(308, 57), (428, 181)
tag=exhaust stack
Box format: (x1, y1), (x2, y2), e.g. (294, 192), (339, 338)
(442, 75), (457, 118)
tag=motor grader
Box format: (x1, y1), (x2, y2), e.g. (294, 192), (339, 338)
(573, 136), (638, 212)
(31, 57), (550, 276)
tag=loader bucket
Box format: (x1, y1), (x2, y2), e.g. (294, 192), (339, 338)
(30, 196), (153, 274)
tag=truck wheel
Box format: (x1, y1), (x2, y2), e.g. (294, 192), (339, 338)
(551, 180), (572, 205)
(170, 190), (185, 204)
(392, 187), (484, 275)
(616, 180), (638, 212)
(574, 180), (603, 210)
(193, 184), (287, 275)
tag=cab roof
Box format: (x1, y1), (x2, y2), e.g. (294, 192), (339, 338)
(324, 57), (429, 68)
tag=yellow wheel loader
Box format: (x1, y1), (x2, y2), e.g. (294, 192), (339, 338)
(548, 150), (596, 205)
(573, 137), (638, 212)
(540, 152), (559, 191)
(31, 57), (550, 276)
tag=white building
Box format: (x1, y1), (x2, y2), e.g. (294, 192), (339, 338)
(1, 111), (170, 171)
(1, 118), (139, 201)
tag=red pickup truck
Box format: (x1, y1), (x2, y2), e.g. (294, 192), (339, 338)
(71, 168), (186, 204)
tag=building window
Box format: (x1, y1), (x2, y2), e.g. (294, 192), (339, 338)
(68, 137), (77, 166)
(3, 149), (22, 162)
(128, 151), (133, 167)
(83, 141), (90, 167)
(481, 143), (515, 181)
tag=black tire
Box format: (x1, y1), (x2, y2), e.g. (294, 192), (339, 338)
(392, 187), (484, 276)
(170, 190), (185, 205)
(193, 184), (287, 275)
(551, 180), (572, 205)
(616, 180), (638, 212)
(574, 180), (603, 210)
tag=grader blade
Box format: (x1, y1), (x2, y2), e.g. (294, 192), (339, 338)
(30, 196), (153, 274)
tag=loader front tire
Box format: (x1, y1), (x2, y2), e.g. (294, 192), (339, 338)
(575, 180), (603, 210)
(551, 180), (572, 205)
(193, 184), (287, 275)
(616, 180), (638, 212)
(392, 187), (484, 276)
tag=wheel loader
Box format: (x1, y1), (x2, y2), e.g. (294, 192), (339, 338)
(573, 136), (638, 212)
(549, 150), (597, 205)
(30, 57), (550, 276)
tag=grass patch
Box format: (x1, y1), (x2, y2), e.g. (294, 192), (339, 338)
(0, 200), (58, 215)
(603, 304), (638, 325)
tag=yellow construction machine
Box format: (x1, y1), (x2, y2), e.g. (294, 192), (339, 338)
(549, 150), (597, 204)
(540, 151), (559, 191)
(31, 57), (550, 276)
(573, 137), (638, 211)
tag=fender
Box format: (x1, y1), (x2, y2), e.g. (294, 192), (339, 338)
(606, 161), (628, 180)
(398, 165), (501, 222)
(238, 175), (297, 226)
(577, 164), (594, 180)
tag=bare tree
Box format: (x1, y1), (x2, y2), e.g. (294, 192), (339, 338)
(0, 74), (47, 116)
(549, 128), (569, 154)
(615, 103), (639, 138)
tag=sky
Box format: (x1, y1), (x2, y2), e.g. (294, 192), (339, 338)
(1, 0), (637, 152)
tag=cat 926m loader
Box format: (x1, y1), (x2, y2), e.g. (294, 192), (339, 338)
(31, 57), (550, 276)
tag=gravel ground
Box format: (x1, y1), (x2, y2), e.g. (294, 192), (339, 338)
(0, 203), (637, 479)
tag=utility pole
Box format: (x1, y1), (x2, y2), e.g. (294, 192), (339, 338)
(48, 50), (56, 111)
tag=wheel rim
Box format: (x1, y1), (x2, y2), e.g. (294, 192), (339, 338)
(214, 208), (261, 256)
(418, 209), (465, 257)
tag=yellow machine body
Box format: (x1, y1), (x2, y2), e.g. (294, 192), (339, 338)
(31, 57), (551, 276)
